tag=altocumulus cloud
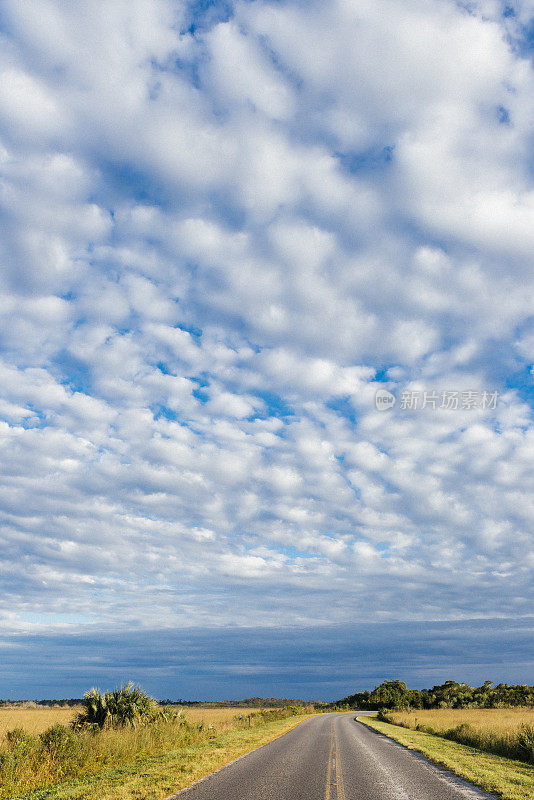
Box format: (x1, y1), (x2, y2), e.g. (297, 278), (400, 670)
(0, 0), (533, 697)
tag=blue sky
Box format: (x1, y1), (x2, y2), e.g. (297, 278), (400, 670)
(0, 0), (533, 700)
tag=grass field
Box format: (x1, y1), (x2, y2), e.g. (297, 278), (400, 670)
(0, 705), (259, 740)
(359, 714), (534, 800)
(0, 707), (80, 738)
(381, 707), (534, 763)
(387, 707), (534, 737)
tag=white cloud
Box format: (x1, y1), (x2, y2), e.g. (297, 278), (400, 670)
(0, 67), (64, 142)
(205, 21), (295, 120)
(0, 0), (532, 639)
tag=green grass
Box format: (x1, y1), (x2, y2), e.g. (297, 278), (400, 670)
(358, 715), (534, 800)
(6, 714), (314, 800)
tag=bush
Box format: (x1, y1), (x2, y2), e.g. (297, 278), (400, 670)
(5, 728), (33, 752)
(73, 688), (108, 730)
(73, 682), (160, 729)
(40, 724), (78, 755)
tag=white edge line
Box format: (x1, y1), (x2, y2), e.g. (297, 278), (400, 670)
(355, 716), (496, 799)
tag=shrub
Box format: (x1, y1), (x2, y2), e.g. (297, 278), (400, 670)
(73, 688), (108, 730)
(73, 682), (160, 729)
(5, 728), (33, 752)
(40, 724), (78, 755)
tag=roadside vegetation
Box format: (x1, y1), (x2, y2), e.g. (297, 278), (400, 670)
(172, 706), (262, 727)
(0, 684), (314, 799)
(378, 707), (534, 763)
(0, 703), (263, 739)
(359, 714), (534, 800)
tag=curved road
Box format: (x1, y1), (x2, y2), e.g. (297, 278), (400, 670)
(170, 712), (494, 800)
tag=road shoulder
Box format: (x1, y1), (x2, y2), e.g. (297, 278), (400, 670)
(357, 715), (533, 800)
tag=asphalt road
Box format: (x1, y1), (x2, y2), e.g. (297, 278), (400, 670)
(170, 712), (495, 800)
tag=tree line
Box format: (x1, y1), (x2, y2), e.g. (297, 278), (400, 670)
(329, 680), (534, 709)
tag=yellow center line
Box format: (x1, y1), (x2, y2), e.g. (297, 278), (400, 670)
(325, 720), (347, 800)
(325, 721), (334, 800)
(334, 726), (346, 800)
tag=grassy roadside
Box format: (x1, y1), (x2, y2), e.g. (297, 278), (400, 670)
(357, 715), (534, 800)
(11, 714), (315, 800)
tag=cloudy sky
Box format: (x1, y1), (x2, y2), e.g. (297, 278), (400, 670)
(1, 0), (533, 700)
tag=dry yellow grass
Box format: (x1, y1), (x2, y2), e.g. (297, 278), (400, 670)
(0, 706), (79, 738)
(0, 705), (260, 740)
(174, 706), (259, 729)
(388, 707), (534, 736)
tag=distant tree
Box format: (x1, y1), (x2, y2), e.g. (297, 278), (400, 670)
(330, 679), (534, 711)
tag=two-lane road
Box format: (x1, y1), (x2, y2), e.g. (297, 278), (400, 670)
(170, 712), (494, 800)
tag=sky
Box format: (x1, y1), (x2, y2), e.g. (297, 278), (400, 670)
(0, 0), (533, 701)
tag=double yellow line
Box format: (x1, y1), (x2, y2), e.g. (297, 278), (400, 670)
(325, 720), (345, 800)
